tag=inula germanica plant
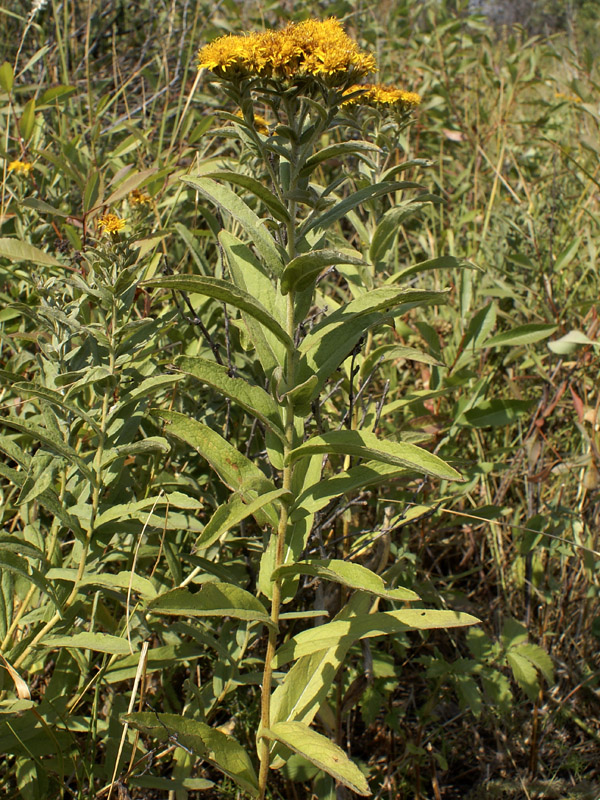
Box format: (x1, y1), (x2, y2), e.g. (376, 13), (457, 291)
(0, 14), (479, 800)
(120, 18), (479, 798)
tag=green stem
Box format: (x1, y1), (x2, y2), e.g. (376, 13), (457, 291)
(258, 189), (298, 797)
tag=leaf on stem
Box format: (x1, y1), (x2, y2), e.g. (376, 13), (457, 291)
(143, 275), (293, 353)
(287, 430), (461, 481)
(280, 248), (366, 295)
(147, 584), (273, 627)
(124, 712), (260, 798)
(274, 609), (480, 667)
(175, 356), (285, 440)
(181, 176), (284, 277)
(273, 559), (419, 601)
(261, 722), (370, 796)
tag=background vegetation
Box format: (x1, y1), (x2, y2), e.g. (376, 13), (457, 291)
(0, 0), (599, 798)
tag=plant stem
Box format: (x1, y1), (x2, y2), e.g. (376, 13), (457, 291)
(258, 187), (298, 796)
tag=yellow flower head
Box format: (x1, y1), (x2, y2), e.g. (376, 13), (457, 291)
(197, 18), (376, 82)
(129, 188), (151, 206)
(234, 109), (270, 135)
(97, 213), (126, 234)
(8, 160), (34, 176)
(343, 83), (421, 110)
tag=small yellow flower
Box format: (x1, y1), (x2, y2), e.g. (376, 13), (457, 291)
(129, 188), (151, 206)
(234, 109), (270, 135)
(97, 213), (126, 234)
(342, 83), (421, 110)
(8, 160), (34, 176)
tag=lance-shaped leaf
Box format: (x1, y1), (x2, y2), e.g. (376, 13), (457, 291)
(182, 175), (284, 277)
(274, 609), (479, 667)
(301, 181), (421, 236)
(12, 382), (102, 435)
(0, 461), (84, 539)
(45, 568), (157, 599)
(175, 356), (285, 440)
(195, 489), (290, 551)
(204, 170), (290, 223)
(280, 249), (367, 295)
(273, 559), (419, 602)
(2, 416), (95, 485)
(296, 287), (448, 400)
(287, 430), (461, 481)
(0, 237), (62, 267)
(269, 597), (371, 740)
(300, 140), (380, 177)
(292, 461), (410, 517)
(262, 722), (370, 796)
(147, 584), (273, 628)
(123, 712), (259, 798)
(41, 632), (132, 655)
(359, 344), (442, 379)
(143, 275), (293, 353)
(153, 410), (278, 527)
(0, 551), (58, 608)
(104, 167), (158, 205)
(485, 323), (558, 347)
(220, 231), (284, 376)
(386, 254), (481, 282)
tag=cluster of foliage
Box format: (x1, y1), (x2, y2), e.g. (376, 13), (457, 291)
(0, 1), (599, 798)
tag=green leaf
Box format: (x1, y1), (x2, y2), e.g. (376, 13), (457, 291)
(21, 197), (70, 217)
(0, 552), (56, 607)
(287, 430), (461, 481)
(1, 416), (95, 485)
(12, 383), (102, 435)
(153, 411), (278, 525)
(45, 568), (157, 599)
(0, 238), (61, 267)
(386, 254), (478, 282)
(147, 584), (273, 627)
(302, 181), (419, 236)
(274, 609), (479, 667)
(181, 175), (284, 277)
(360, 344), (442, 378)
(280, 249), (366, 295)
(296, 287), (447, 400)
(143, 275), (293, 352)
(175, 356), (285, 440)
(104, 168), (158, 205)
(547, 330), (598, 355)
(123, 712), (259, 798)
(19, 98), (36, 140)
(195, 489), (290, 551)
(464, 399), (534, 427)
(506, 650), (539, 702)
(300, 140), (380, 177)
(485, 323), (557, 347)
(41, 632), (131, 655)
(219, 231), (284, 375)
(274, 559), (419, 602)
(262, 722), (370, 796)
(513, 643), (554, 684)
(269, 597), (373, 743)
(0, 62), (14, 93)
(292, 461), (410, 517)
(204, 171), (289, 223)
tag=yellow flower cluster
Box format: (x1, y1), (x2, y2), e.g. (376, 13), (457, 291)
(198, 18), (376, 82)
(8, 160), (34, 176)
(343, 83), (421, 109)
(129, 188), (151, 206)
(97, 213), (126, 234)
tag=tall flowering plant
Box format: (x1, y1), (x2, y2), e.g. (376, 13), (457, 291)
(122, 17), (478, 799)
